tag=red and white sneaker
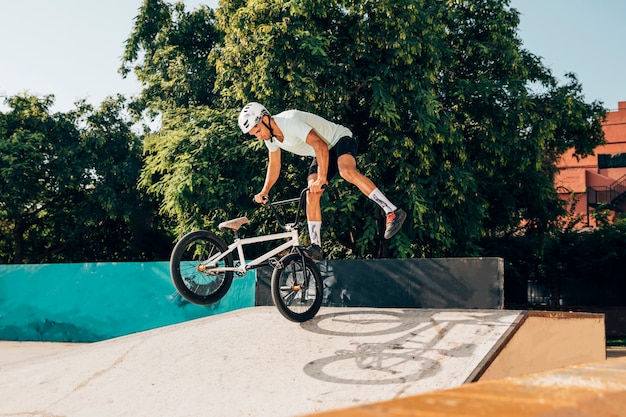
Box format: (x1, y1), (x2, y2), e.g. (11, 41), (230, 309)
(384, 209), (407, 239)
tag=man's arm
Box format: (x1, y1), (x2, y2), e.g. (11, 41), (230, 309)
(306, 130), (330, 193)
(255, 148), (281, 203)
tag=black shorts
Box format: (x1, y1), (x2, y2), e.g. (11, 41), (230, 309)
(308, 136), (358, 180)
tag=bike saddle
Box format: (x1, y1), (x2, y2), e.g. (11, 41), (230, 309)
(218, 217), (250, 232)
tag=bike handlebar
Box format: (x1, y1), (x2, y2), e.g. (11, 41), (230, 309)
(254, 185), (327, 206)
(256, 186), (327, 229)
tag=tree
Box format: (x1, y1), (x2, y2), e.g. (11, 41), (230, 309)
(438, 1), (606, 246)
(120, 0), (221, 113)
(0, 94), (170, 263)
(0, 95), (84, 263)
(138, 106), (278, 239)
(75, 95), (173, 261)
(127, 0), (606, 259)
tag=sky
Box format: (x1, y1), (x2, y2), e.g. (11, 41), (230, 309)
(0, 0), (216, 113)
(512, 0), (626, 111)
(1, 0), (625, 114)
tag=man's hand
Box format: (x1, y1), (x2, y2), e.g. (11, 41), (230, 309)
(254, 193), (269, 204)
(309, 178), (328, 194)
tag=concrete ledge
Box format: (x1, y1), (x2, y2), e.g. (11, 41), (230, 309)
(305, 357), (626, 417)
(473, 311), (606, 381)
(257, 257), (505, 309)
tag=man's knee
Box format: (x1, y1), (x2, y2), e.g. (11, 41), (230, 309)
(339, 166), (361, 183)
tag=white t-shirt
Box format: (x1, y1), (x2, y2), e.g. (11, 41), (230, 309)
(265, 110), (352, 157)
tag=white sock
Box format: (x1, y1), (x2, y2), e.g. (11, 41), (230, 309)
(368, 188), (397, 214)
(308, 221), (322, 246)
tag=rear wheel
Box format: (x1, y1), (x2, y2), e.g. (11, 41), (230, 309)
(170, 230), (233, 305)
(271, 253), (323, 322)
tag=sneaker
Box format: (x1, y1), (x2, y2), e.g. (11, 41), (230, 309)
(304, 244), (324, 262)
(384, 209), (407, 239)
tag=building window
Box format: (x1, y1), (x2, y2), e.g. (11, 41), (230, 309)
(598, 153), (626, 169)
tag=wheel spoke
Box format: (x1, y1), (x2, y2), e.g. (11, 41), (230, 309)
(170, 231), (233, 306)
(271, 253), (323, 322)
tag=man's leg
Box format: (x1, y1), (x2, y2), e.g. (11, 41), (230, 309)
(306, 173), (323, 223)
(337, 154), (382, 204)
(337, 154), (406, 239)
(338, 154), (397, 212)
(305, 173), (324, 261)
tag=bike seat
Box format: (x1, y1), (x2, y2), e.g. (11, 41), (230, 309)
(218, 216), (250, 232)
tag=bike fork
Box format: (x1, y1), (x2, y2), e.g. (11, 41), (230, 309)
(295, 247), (310, 293)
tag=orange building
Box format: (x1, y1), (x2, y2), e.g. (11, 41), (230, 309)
(555, 101), (626, 226)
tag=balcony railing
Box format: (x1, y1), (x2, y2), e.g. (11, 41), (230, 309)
(586, 186), (616, 206)
(610, 173), (626, 204)
(586, 173), (626, 209)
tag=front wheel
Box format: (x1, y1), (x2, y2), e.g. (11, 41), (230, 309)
(170, 230), (233, 305)
(271, 253), (323, 322)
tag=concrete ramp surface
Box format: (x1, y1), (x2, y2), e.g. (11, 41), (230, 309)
(0, 307), (603, 417)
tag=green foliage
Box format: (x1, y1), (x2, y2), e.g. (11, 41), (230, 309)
(138, 104), (317, 262)
(0, 94), (170, 263)
(1, 95), (82, 263)
(121, 0), (221, 112)
(0, 0), (612, 266)
(125, 0), (607, 259)
(483, 223), (626, 306)
(140, 106), (259, 236)
(215, 0), (350, 111)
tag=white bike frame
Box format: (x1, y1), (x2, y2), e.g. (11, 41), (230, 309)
(201, 224), (300, 275)
(200, 189), (313, 276)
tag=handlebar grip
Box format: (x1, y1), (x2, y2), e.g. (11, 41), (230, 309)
(253, 195), (269, 204)
(304, 184), (328, 192)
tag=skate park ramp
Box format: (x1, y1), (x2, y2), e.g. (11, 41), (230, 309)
(0, 307), (605, 417)
(304, 356), (626, 417)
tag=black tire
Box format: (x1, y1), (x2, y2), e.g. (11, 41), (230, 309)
(170, 230), (233, 305)
(271, 253), (323, 322)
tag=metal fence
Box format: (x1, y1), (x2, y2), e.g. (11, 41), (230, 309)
(526, 279), (626, 307)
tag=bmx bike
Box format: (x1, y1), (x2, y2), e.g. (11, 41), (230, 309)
(169, 188), (324, 322)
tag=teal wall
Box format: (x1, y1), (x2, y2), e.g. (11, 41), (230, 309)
(0, 262), (255, 342)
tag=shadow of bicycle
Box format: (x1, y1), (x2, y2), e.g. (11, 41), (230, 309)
(301, 309), (515, 385)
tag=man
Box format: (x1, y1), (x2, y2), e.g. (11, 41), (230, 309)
(238, 102), (406, 261)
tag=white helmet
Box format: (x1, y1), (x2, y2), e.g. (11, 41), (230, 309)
(238, 102), (270, 133)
